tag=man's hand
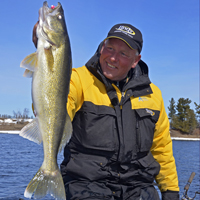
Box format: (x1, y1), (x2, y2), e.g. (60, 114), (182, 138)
(32, 21), (39, 48)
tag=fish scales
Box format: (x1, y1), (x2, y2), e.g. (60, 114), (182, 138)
(19, 1), (72, 200)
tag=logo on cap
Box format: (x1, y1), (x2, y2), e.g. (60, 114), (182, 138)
(115, 26), (135, 37)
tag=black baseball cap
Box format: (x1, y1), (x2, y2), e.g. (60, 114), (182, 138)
(104, 23), (143, 53)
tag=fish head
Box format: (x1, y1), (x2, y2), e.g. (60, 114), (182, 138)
(37, 1), (68, 48)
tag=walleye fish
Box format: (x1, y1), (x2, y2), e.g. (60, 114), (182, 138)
(19, 2), (72, 200)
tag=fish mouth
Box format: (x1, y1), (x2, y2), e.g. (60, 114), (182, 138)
(37, 1), (62, 46)
(41, 1), (62, 21)
(42, 1), (62, 18)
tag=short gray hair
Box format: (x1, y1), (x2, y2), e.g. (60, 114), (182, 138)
(104, 39), (140, 56)
(135, 50), (139, 56)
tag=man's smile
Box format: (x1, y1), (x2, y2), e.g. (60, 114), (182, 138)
(107, 62), (117, 69)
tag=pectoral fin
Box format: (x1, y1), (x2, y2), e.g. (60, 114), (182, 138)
(23, 69), (34, 78)
(20, 52), (38, 73)
(19, 118), (42, 144)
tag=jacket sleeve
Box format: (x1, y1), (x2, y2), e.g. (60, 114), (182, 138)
(67, 68), (84, 121)
(161, 190), (180, 200)
(150, 87), (179, 193)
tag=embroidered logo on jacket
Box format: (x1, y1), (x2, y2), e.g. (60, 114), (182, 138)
(138, 97), (148, 102)
(146, 108), (155, 116)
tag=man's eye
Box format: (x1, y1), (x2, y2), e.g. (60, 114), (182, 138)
(121, 52), (126, 56)
(107, 47), (113, 50)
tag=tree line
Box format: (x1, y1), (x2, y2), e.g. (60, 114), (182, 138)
(168, 98), (200, 134)
(0, 108), (33, 119)
(1, 99), (200, 134)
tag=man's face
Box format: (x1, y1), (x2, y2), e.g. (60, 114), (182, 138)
(99, 38), (141, 81)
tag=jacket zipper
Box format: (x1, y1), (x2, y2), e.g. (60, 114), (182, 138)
(136, 114), (141, 152)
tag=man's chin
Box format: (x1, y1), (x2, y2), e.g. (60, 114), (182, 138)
(103, 72), (114, 81)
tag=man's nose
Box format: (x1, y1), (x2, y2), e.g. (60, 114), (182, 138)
(110, 52), (119, 62)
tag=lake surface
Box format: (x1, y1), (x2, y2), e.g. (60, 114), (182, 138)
(0, 133), (199, 200)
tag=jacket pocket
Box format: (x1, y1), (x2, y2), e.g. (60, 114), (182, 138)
(135, 108), (160, 152)
(137, 151), (160, 182)
(72, 102), (118, 152)
(64, 152), (111, 181)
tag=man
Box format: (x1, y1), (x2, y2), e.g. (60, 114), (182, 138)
(33, 23), (179, 199)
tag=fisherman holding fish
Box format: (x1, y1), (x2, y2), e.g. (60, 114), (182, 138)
(60, 25), (180, 200)
(25, 3), (179, 199)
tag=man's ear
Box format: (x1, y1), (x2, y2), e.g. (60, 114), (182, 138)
(131, 54), (141, 69)
(99, 42), (105, 54)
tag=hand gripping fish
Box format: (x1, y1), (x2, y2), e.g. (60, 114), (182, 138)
(20, 2), (72, 200)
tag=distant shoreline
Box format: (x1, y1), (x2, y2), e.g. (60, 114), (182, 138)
(1, 119), (199, 139)
(1, 130), (200, 141)
(0, 130), (20, 134)
(171, 137), (200, 141)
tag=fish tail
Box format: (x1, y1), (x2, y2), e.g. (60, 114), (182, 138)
(24, 166), (66, 200)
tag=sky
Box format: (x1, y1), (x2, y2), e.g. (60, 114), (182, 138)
(0, 0), (199, 117)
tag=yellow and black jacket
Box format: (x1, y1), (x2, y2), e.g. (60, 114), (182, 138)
(61, 52), (179, 194)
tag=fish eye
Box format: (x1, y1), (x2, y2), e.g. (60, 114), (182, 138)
(58, 15), (62, 19)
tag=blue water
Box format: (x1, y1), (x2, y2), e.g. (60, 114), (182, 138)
(0, 133), (199, 200)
